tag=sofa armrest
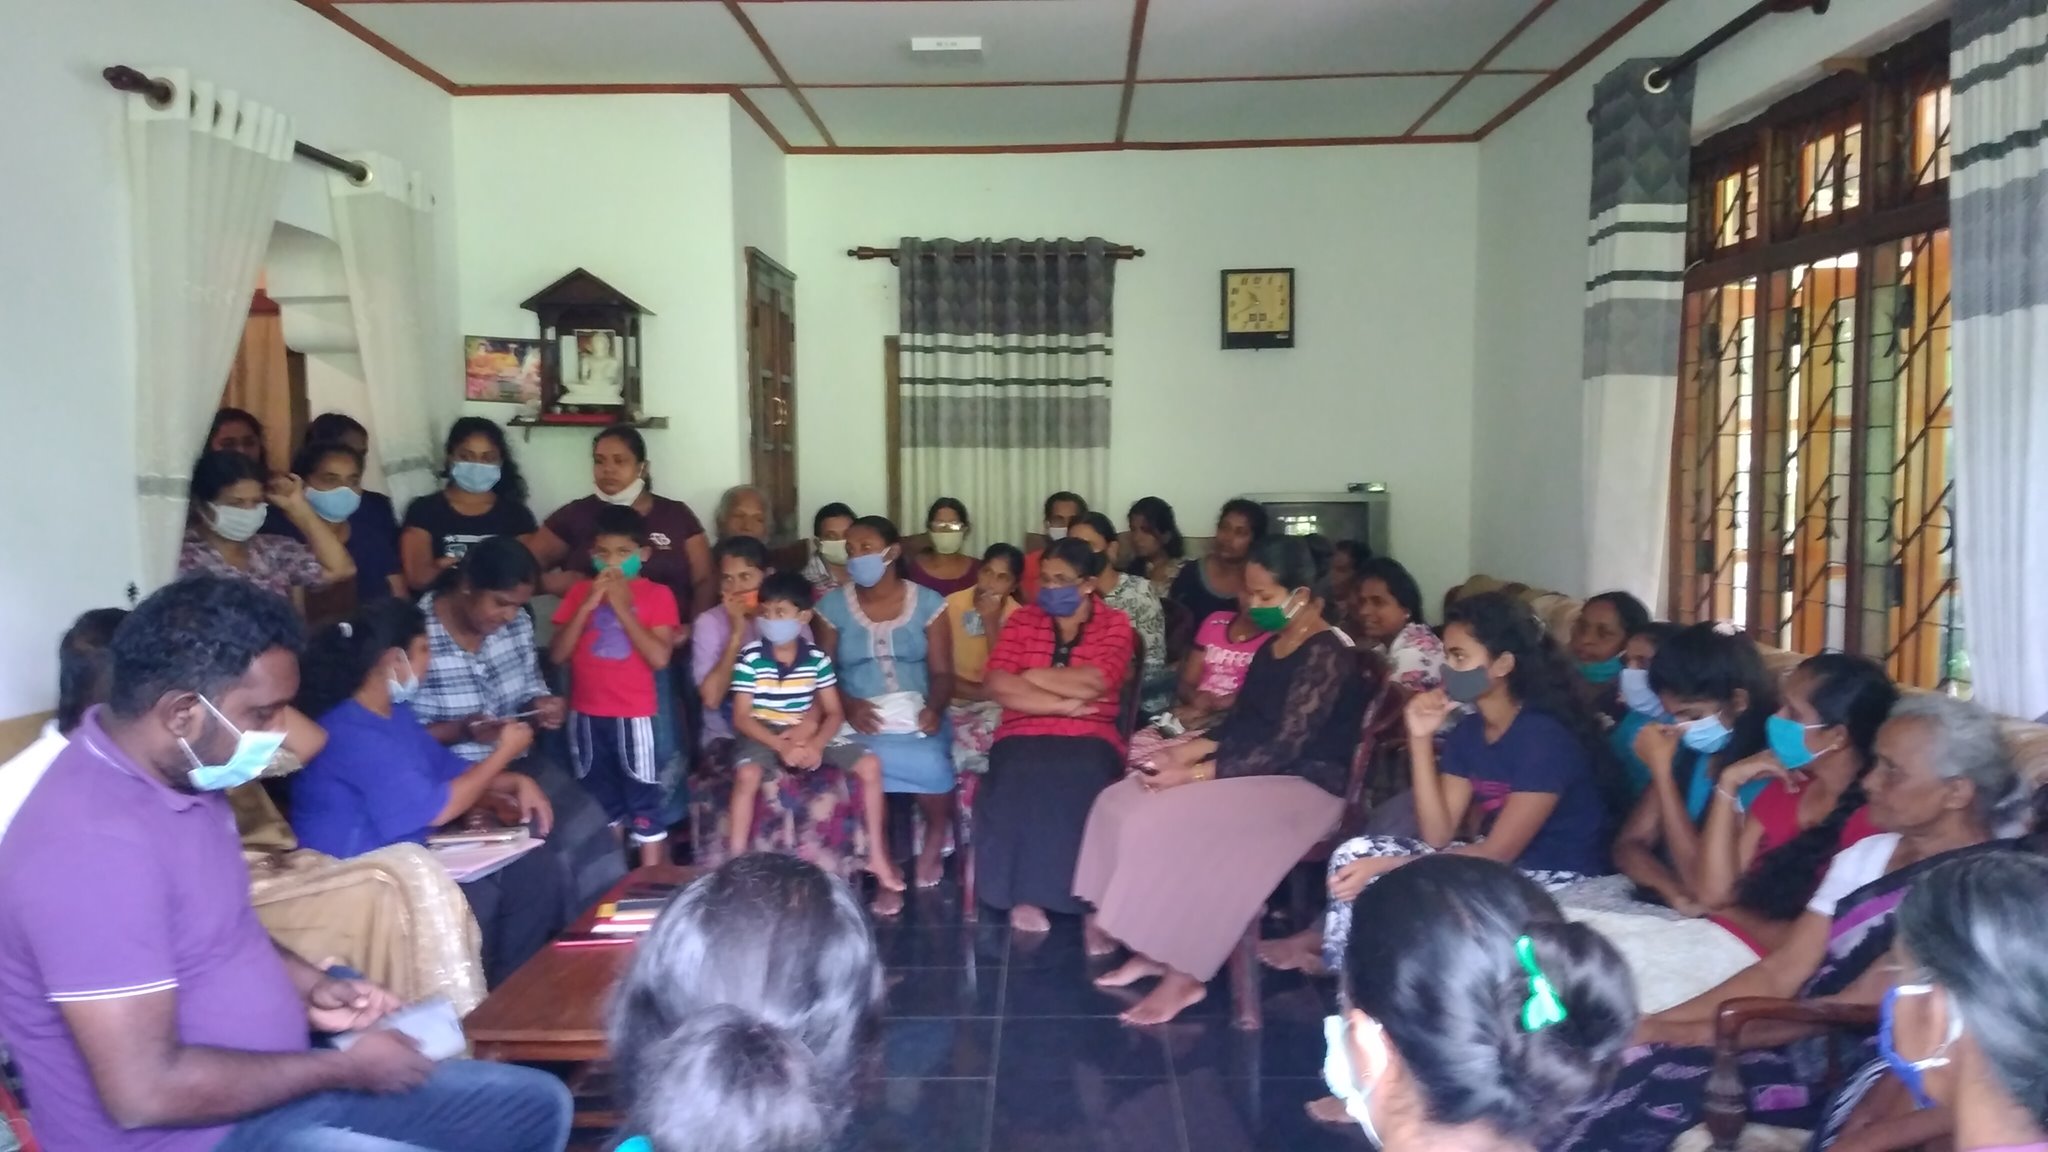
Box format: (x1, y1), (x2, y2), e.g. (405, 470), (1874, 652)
(1703, 998), (1879, 1149)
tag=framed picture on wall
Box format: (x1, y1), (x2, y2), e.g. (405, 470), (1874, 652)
(463, 336), (545, 404)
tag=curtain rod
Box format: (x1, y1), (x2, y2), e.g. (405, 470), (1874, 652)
(847, 245), (1144, 263)
(102, 65), (371, 185)
(1639, 0), (1831, 95)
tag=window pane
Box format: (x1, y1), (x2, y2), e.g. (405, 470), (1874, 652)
(1674, 281), (1759, 625)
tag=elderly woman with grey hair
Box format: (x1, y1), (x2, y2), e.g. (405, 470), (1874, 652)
(605, 854), (882, 1152)
(713, 484), (770, 543)
(1548, 693), (2026, 1152)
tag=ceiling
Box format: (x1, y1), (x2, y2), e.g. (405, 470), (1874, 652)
(306, 0), (1673, 153)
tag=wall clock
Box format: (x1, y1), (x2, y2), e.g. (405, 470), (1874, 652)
(1220, 268), (1294, 350)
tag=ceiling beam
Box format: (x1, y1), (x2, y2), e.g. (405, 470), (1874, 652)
(793, 134), (1475, 157)
(721, 0), (835, 147)
(1474, 0), (1676, 138)
(1113, 0), (1151, 144)
(731, 90), (793, 152)
(1406, 0), (1559, 136)
(295, 0), (457, 93)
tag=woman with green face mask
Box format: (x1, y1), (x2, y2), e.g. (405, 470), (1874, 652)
(1072, 535), (1369, 1027)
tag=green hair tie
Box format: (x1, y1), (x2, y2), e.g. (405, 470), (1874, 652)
(1515, 935), (1568, 1033)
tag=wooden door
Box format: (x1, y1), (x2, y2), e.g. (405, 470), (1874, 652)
(747, 250), (798, 542)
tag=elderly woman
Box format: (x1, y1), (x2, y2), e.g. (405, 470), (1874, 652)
(1075, 536), (1366, 1025)
(530, 424), (714, 617)
(813, 516), (955, 904)
(1067, 512), (1171, 714)
(179, 449), (356, 613)
(1818, 853), (2048, 1152)
(1547, 693), (2024, 1152)
(714, 484), (770, 542)
(971, 538), (1136, 934)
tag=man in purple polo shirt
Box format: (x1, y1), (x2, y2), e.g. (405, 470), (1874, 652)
(0, 577), (570, 1152)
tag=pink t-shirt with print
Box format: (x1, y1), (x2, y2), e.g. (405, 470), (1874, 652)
(1194, 611), (1271, 698)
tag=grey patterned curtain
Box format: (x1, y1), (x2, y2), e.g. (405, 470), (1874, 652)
(1952, 0), (2048, 718)
(1581, 60), (1693, 605)
(897, 238), (1115, 548)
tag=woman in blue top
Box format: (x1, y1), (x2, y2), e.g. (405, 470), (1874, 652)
(812, 515), (955, 898)
(1610, 622), (1775, 917)
(292, 598), (564, 985)
(1609, 620), (1680, 797)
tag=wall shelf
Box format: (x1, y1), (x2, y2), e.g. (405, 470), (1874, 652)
(507, 413), (668, 441)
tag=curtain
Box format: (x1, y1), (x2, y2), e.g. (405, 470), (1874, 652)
(125, 70), (294, 591)
(1952, 0), (2048, 720)
(1580, 60), (1694, 606)
(221, 306), (295, 467)
(897, 238), (1115, 549)
(330, 156), (440, 509)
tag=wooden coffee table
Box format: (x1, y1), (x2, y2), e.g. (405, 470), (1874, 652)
(466, 864), (698, 1124)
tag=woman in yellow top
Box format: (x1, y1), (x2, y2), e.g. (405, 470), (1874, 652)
(946, 543), (1025, 775)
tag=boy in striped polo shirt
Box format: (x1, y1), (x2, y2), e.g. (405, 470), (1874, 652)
(728, 572), (905, 897)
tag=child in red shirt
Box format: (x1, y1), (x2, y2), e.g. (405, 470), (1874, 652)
(550, 505), (680, 866)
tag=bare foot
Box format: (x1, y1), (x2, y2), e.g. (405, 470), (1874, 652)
(1083, 915), (1118, 958)
(1009, 904), (1051, 933)
(1304, 1095), (1350, 1126)
(1094, 956), (1166, 989)
(868, 858), (908, 893)
(914, 852), (945, 889)
(1120, 972), (1206, 1026)
(870, 887), (904, 918)
(1256, 932), (1327, 974)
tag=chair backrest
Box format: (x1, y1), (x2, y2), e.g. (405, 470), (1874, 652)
(1350, 650), (1418, 820)
(1335, 645), (1393, 836)
(1117, 632), (1146, 740)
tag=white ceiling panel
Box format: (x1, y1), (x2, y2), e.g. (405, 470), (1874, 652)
(742, 0), (1135, 85)
(1124, 76), (1455, 142)
(1493, 0), (1649, 70)
(1138, 0), (1542, 78)
(741, 87), (828, 149)
(342, 2), (778, 86)
(805, 84), (1122, 148)
(1412, 73), (1544, 136)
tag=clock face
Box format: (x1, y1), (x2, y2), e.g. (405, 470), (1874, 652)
(1225, 270), (1293, 334)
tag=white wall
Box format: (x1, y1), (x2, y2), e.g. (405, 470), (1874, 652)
(730, 104), (789, 488)
(0, 0), (454, 718)
(452, 95), (744, 525)
(1470, 0), (1949, 595)
(785, 148), (1483, 600)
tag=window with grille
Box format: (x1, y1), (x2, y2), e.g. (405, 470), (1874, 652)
(1669, 26), (1965, 692)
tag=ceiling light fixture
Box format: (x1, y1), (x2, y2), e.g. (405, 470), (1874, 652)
(909, 36), (984, 56)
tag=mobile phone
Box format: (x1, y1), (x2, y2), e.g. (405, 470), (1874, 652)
(332, 996), (466, 1062)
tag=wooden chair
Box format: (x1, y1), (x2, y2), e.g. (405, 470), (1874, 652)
(1231, 645), (1394, 1031)
(959, 634), (1144, 923)
(1693, 997), (1886, 1152)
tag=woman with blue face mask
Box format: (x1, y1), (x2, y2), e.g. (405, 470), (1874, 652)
(811, 515), (956, 911)
(286, 440), (406, 613)
(1848, 853), (2048, 1152)
(291, 598), (565, 986)
(1609, 622), (1679, 791)
(1324, 855), (1636, 1152)
(1610, 622), (1776, 918)
(1569, 590), (1650, 716)
(399, 418), (537, 593)
(178, 449), (357, 616)
(1550, 693), (2019, 1152)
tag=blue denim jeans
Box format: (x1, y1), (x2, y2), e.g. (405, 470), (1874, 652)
(213, 1059), (571, 1152)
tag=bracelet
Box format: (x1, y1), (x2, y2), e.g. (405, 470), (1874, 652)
(1715, 785), (1747, 813)
(1191, 762), (1213, 782)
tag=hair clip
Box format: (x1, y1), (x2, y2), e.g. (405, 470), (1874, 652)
(338, 621), (353, 638)
(1711, 619), (1741, 637)
(1515, 935), (1568, 1033)
(615, 1138), (654, 1152)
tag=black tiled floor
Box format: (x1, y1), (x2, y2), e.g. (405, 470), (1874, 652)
(835, 868), (1368, 1152)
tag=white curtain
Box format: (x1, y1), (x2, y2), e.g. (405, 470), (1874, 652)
(125, 70), (293, 591)
(330, 155), (440, 510)
(1951, 0), (2048, 720)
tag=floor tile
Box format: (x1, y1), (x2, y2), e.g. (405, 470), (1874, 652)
(848, 1077), (992, 1152)
(878, 1016), (998, 1078)
(1178, 1075), (1372, 1152)
(1000, 964), (1144, 1018)
(873, 922), (1011, 969)
(884, 965), (1005, 1017)
(995, 1016), (1172, 1080)
(1162, 1014), (1331, 1081)
(988, 1076), (1185, 1152)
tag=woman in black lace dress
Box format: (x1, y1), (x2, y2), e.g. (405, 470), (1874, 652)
(1073, 536), (1367, 1025)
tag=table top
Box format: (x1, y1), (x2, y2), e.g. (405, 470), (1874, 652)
(464, 864), (697, 1063)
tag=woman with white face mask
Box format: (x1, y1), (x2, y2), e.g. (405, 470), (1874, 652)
(1325, 855), (1636, 1152)
(179, 449), (356, 616)
(530, 424), (714, 618)
(802, 503), (857, 595)
(905, 496), (980, 598)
